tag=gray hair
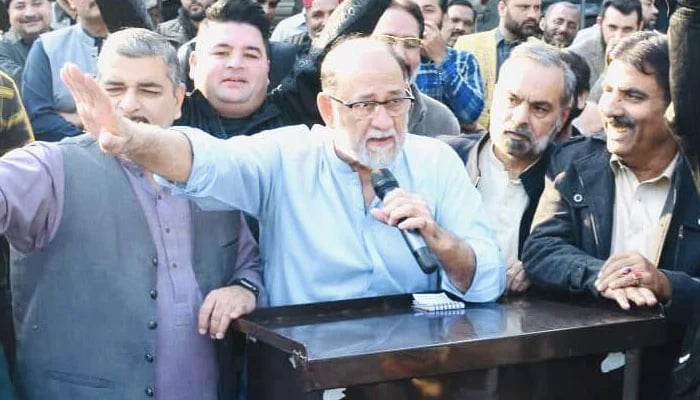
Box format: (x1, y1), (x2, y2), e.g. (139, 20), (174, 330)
(500, 42), (577, 108)
(97, 28), (181, 91)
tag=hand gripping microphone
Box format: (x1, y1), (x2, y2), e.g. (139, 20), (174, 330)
(371, 169), (440, 274)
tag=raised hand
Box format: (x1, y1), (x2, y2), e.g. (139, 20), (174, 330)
(60, 63), (132, 155)
(421, 20), (447, 64)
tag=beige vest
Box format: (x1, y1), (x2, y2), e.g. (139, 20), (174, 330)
(455, 29), (498, 129)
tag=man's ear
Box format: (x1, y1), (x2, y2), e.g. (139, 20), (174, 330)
(497, 0), (507, 18)
(317, 92), (335, 127)
(173, 83), (186, 121)
(596, 16), (603, 26)
(539, 17), (546, 32)
(560, 105), (572, 128)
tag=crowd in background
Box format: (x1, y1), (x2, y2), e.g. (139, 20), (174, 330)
(0, 0), (697, 399)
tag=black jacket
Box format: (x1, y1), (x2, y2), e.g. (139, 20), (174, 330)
(442, 133), (551, 256)
(523, 135), (700, 398)
(668, 0), (700, 193)
(523, 135), (700, 319)
(177, 90), (289, 139)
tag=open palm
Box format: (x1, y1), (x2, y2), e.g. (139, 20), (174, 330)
(60, 63), (130, 154)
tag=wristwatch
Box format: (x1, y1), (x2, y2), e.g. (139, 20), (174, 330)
(231, 278), (259, 299)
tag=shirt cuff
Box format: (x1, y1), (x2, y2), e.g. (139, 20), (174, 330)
(153, 126), (214, 194)
(442, 239), (505, 303)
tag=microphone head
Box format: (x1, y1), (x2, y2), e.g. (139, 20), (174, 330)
(371, 169), (399, 200)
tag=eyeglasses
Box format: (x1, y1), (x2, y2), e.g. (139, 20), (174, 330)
(374, 34), (423, 50)
(327, 93), (415, 119)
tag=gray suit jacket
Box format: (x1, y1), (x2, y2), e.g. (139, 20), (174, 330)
(568, 28), (606, 92)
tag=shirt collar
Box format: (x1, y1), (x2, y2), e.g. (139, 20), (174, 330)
(495, 28), (523, 46)
(485, 139), (525, 184)
(609, 152), (680, 183)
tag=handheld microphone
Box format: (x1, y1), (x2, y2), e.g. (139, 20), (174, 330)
(371, 169), (440, 274)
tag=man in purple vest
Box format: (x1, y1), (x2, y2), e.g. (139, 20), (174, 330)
(3, 27), (264, 400)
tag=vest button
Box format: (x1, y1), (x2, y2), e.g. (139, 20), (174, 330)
(152, 257), (158, 267)
(145, 386), (154, 397)
(148, 320), (157, 330)
(145, 352), (154, 363)
(149, 289), (158, 300)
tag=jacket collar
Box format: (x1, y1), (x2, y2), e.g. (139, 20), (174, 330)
(467, 132), (551, 200)
(185, 89), (282, 138)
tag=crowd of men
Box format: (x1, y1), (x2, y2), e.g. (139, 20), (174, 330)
(0, 0), (698, 399)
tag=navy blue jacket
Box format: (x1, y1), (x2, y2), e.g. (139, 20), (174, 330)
(523, 135), (700, 398)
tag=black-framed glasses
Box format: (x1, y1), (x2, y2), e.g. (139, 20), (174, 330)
(374, 34), (423, 50)
(327, 93), (415, 119)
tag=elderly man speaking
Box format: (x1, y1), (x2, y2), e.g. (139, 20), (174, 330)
(62, 36), (505, 307)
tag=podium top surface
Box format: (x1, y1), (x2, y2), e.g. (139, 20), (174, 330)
(234, 294), (665, 390)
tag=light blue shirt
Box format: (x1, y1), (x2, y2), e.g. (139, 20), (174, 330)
(161, 125), (505, 306)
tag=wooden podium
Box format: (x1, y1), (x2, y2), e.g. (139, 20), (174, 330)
(233, 294), (666, 400)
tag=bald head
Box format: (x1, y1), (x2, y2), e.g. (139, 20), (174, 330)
(317, 37), (413, 171)
(320, 37), (409, 95)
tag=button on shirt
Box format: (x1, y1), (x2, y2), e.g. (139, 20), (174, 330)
(160, 125), (505, 306)
(0, 142), (261, 399)
(121, 160), (218, 400)
(476, 141), (529, 262)
(610, 154), (679, 261)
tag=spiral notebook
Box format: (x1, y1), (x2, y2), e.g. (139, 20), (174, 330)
(412, 292), (465, 312)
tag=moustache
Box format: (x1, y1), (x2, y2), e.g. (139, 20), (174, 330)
(607, 116), (636, 130)
(505, 126), (535, 141)
(366, 129), (397, 140)
(19, 17), (43, 23)
(128, 116), (150, 124)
